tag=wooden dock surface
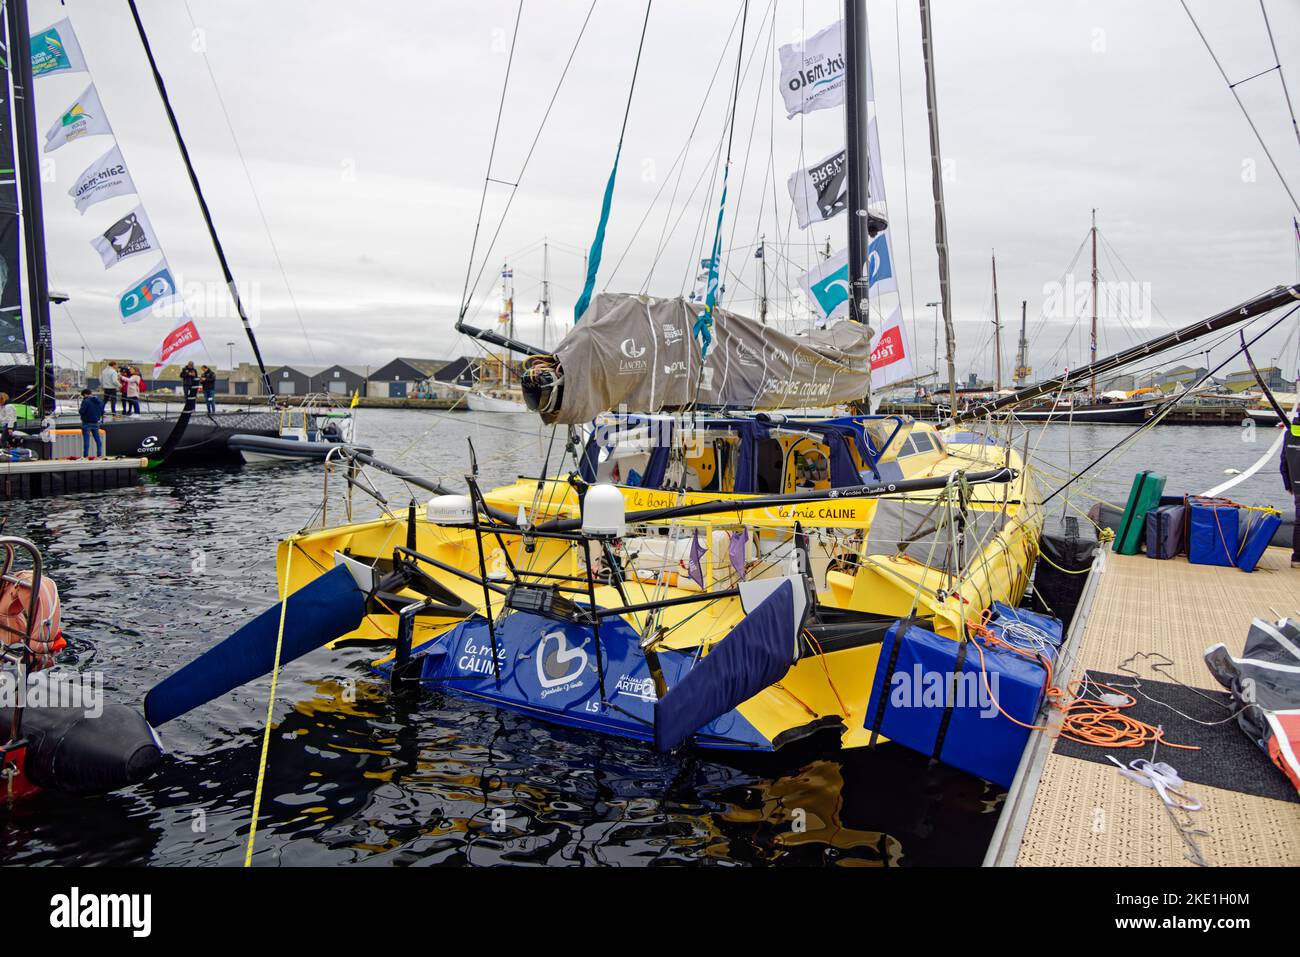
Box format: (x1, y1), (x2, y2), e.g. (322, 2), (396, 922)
(987, 547), (1300, 866)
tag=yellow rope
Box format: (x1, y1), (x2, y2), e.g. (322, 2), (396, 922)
(1036, 547), (1093, 574)
(244, 540), (295, 867)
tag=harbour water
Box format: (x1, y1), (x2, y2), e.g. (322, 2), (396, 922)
(0, 411), (1290, 866)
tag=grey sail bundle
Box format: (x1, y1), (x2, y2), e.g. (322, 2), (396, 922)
(528, 292), (872, 424)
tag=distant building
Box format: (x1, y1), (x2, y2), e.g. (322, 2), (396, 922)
(1096, 373), (1136, 392)
(1223, 366), (1293, 393)
(367, 357), (446, 398)
(227, 362), (266, 396)
(433, 356), (478, 390)
(310, 364), (367, 397)
(268, 365), (320, 397)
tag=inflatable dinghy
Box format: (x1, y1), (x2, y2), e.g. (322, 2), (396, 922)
(228, 433), (373, 464)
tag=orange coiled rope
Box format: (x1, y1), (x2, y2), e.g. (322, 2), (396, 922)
(966, 611), (1198, 751)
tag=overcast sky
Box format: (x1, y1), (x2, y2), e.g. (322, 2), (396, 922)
(26, 0), (1300, 382)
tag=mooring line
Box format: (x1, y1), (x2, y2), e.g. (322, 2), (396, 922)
(244, 541), (295, 866)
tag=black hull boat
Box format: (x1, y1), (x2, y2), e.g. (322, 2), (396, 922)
(1009, 397), (1159, 424)
(54, 409), (280, 466)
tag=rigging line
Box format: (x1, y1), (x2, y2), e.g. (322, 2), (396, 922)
(1259, 0), (1300, 152)
(181, 0), (318, 364)
(461, 0), (600, 321)
(680, 0), (768, 301)
(720, 0), (778, 297)
(894, 0), (921, 366)
(679, 114), (730, 297)
(572, 0), (654, 319)
(1026, 227), (1091, 346)
(1096, 230), (1175, 330)
(606, 0), (746, 289)
(1043, 302), (1300, 505)
(458, 0), (524, 319)
(1179, 0), (1300, 215)
(126, 0), (265, 388)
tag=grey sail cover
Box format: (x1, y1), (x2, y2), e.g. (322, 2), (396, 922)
(543, 293), (872, 424)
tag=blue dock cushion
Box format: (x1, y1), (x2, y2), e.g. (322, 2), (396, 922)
(863, 620), (1050, 788)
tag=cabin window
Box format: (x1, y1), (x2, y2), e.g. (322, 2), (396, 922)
(793, 448), (830, 489)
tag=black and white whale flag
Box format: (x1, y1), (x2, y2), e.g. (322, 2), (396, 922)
(69, 144), (136, 214)
(90, 205), (160, 269)
(779, 20), (870, 118)
(787, 128), (885, 229)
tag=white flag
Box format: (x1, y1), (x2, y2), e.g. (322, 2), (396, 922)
(779, 21), (870, 118)
(798, 232), (898, 321)
(43, 83), (112, 153)
(30, 18), (88, 79)
(68, 144), (136, 214)
(870, 307), (913, 389)
(152, 315), (204, 369)
(90, 205), (161, 269)
(118, 260), (180, 323)
(787, 135), (885, 230)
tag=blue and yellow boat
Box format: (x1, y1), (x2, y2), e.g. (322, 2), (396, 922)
(264, 411), (1041, 754)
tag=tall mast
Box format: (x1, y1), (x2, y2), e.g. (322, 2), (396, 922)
(541, 237), (551, 350)
(500, 263), (511, 386)
(1015, 298), (1030, 385)
(991, 249), (1002, 390)
(843, 0), (872, 405)
(127, 1), (273, 401)
(1089, 208), (1099, 397)
(758, 234), (768, 326)
(918, 0), (957, 415)
(7, 0), (54, 414)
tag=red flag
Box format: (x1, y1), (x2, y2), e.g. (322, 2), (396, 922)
(152, 317), (202, 369)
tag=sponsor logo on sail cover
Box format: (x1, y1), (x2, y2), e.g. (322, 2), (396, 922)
(618, 337), (648, 374)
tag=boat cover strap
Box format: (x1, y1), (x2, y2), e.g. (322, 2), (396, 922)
(930, 637), (971, 762)
(869, 615), (924, 747)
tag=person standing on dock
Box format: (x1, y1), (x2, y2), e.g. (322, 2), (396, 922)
(180, 361), (199, 402)
(101, 361), (120, 415)
(78, 389), (105, 459)
(1280, 413), (1300, 568)
(122, 367), (142, 416)
(200, 365), (217, 414)
(0, 393), (15, 447)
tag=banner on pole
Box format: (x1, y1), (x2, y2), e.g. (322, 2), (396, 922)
(30, 18), (88, 79)
(69, 144), (136, 214)
(90, 205), (160, 269)
(118, 260), (180, 323)
(798, 232), (898, 321)
(870, 307), (913, 389)
(152, 316), (203, 369)
(787, 133), (885, 229)
(43, 83), (111, 152)
(778, 21), (859, 118)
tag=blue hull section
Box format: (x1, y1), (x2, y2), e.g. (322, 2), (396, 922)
(374, 611), (773, 752)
